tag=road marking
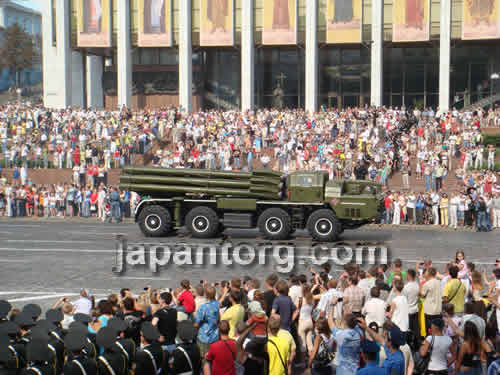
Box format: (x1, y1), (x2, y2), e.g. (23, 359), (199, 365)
(8, 293), (80, 302)
(3, 240), (91, 244)
(113, 276), (171, 281)
(0, 248), (115, 253)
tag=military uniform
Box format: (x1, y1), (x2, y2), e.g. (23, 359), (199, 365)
(134, 323), (166, 375)
(96, 327), (127, 375)
(64, 333), (98, 375)
(19, 337), (54, 375)
(0, 335), (20, 375)
(107, 318), (136, 370)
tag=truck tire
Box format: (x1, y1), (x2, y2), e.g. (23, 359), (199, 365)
(257, 208), (292, 240)
(138, 205), (173, 237)
(307, 209), (341, 242)
(185, 207), (220, 238)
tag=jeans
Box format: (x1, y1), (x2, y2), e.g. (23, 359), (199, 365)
(477, 211), (488, 230)
(385, 208), (393, 224)
(110, 202), (121, 222)
(424, 175), (431, 191)
(82, 201), (90, 217)
(457, 367), (481, 375)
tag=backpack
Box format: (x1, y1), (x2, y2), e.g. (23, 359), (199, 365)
(312, 335), (335, 368)
(123, 314), (141, 330)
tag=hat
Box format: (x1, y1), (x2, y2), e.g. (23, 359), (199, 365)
(0, 321), (20, 336)
(0, 300), (11, 319)
(388, 325), (406, 347)
(68, 321), (88, 335)
(14, 312), (36, 328)
(22, 304), (42, 320)
(65, 332), (87, 352)
(46, 309), (63, 323)
(431, 318), (445, 330)
(177, 320), (196, 343)
(35, 320), (56, 333)
(26, 337), (53, 362)
(73, 313), (91, 324)
(107, 318), (127, 333)
(361, 340), (380, 353)
(141, 322), (160, 342)
(248, 301), (265, 315)
(96, 327), (117, 350)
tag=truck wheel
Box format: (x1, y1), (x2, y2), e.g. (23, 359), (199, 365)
(257, 208), (292, 240)
(185, 207), (220, 238)
(307, 209), (341, 242)
(138, 205), (173, 237)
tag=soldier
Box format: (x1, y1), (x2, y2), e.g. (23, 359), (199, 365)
(134, 322), (166, 375)
(0, 335), (20, 375)
(67, 322), (97, 361)
(63, 332), (98, 375)
(107, 318), (136, 371)
(96, 327), (127, 375)
(35, 320), (64, 375)
(0, 320), (26, 369)
(19, 337), (55, 375)
(21, 305), (42, 324)
(0, 300), (12, 324)
(14, 312), (37, 347)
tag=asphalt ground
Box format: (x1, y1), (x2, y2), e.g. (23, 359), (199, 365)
(0, 218), (498, 312)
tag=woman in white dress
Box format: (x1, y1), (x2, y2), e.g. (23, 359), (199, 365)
(393, 193), (401, 225)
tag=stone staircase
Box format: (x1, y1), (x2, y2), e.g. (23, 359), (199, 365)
(464, 93), (500, 110)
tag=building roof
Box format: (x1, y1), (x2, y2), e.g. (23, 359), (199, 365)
(0, 0), (41, 17)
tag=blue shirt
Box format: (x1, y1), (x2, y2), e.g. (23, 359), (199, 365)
(488, 359), (500, 375)
(382, 346), (405, 375)
(195, 300), (220, 344)
(357, 362), (385, 375)
(331, 326), (363, 375)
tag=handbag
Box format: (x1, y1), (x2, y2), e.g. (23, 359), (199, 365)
(413, 335), (435, 375)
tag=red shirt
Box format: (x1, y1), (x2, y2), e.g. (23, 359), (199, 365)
(178, 290), (195, 313)
(206, 339), (236, 375)
(384, 196), (392, 209)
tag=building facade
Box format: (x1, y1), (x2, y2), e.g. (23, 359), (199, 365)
(42, 0), (500, 111)
(0, 0), (42, 91)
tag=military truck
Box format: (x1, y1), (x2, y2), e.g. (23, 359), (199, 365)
(120, 166), (383, 241)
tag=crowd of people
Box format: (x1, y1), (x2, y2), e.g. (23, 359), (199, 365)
(0, 104), (499, 229)
(1, 251), (499, 375)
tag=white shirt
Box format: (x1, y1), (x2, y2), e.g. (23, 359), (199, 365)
(73, 297), (92, 315)
(362, 297), (386, 327)
(391, 295), (409, 332)
(289, 285), (302, 307)
(426, 335), (452, 371)
(402, 281), (420, 315)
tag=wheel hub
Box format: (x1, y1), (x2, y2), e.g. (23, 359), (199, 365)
(193, 216), (209, 233)
(315, 218), (333, 236)
(265, 217), (283, 234)
(145, 214), (161, 231)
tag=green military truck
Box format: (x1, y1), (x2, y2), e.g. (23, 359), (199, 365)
(120, 166), (383, 241)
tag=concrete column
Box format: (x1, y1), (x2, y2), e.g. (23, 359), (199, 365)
(117, 0), (132, 109)
(370, 0), (383, 107)
(179, 0), (192, 112)
(87, 55), (104, 108)
(241, 0), (254, 111)
(305, 0), (318, 112)
(439, 0), (451, 111)
(42, 0), (72, 108)
(71, 52), (85, 107)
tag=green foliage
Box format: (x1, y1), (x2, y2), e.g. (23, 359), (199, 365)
(481, 133), (500, 147)
(0, 23), (38, 87)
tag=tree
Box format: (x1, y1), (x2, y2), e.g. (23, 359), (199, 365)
(0, 23), (38, 88)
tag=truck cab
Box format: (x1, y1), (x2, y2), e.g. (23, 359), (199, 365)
(287, 171), (328, 202)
